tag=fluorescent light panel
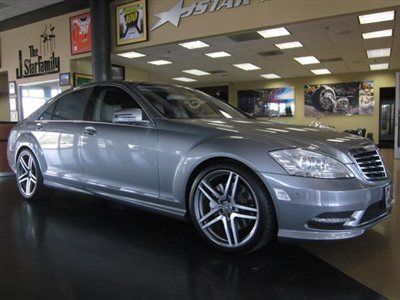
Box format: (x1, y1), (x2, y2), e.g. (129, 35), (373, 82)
(370, 63), (389, 70)
(117, 51), (145, 58)
(294, 56), (320, 65)
(233, 63), (261, 71)
(275, 41), (303, 49)
(260, 73), (281, 79)
(205, 51), (231, 58)
(358, 10), (395, 24)
(148, 60), (172, 65)
(311, 68), (331, 75)
(182, 69), (210, 76)
(257, 27), (291, 38)
(179, 40), (209, 49)
(172, 77), (197, 82)
(366, 48), (391, 58)
(362, 29), (392, 39)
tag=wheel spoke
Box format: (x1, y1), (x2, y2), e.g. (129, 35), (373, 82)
(28, 156), (33, 170)
(231, 212), (257, 220)
(19, 176), (28, 184)
(30, 175), (37, 185)
(199, 181), (220, 205)
(19, 157), (29, 172)
(222, 216), (233, 246)
(26, 178), (31, 195)
(229, 215), (239, 245)
(199, 207), (221, 223)
(222, 172), (234, 200)
(233, 204), (258, 213)
(201, 215), (223, 229)
(229, 173), (239, 203)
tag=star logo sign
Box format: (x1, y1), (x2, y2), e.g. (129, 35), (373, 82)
(151, 0), (193, 31)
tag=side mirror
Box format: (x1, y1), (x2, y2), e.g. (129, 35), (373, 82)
(113, 108), (149, 125)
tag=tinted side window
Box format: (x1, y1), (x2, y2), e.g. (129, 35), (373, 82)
(92, 87), (148, 123)
(52, 88), (92, 120)
(39, 101), (57, 120)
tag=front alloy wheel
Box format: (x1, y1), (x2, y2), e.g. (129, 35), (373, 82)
(190, 163), (276, 253)
(16, 150), (49, 201)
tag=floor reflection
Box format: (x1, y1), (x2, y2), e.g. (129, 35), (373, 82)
(0, 177), (383, 299)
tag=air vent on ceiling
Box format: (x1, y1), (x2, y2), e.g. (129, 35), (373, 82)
(258, 50), (284, 57)
(228, 32), (262, 43)
(0, 2), (10, 10)
(319, 57), (342, 63)
(336, 30), (351, 36)
(208, 70), (227, 74)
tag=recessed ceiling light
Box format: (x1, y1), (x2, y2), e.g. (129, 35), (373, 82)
(358, 10), (395, 24)
(233, 63), (261, 71)
(370, 63), (389, 70)
(257, 27), (291, 38)
(311, 68), (331, 75)
(362, 29), (393, 39)
(179, 40), (209, 49)
(182, 69), (210, 76)
(172, 77), (197, 82)
(148, 60), (172, 65)
(260, 73), (281, 79)
(205, 51), (231, 58)
(366, 48), (391, 58)
(117, 51), (145, 58)
(294, 56), (320, 65)
(275, 41), (303, 49)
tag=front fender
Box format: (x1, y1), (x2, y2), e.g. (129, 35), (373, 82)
(172, 136), (286, 207)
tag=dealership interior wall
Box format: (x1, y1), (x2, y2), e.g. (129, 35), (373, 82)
(0, 0), (400, 299)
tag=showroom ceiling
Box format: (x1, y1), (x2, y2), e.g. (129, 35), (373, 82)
(114, 7), (400, 85)
(0, 0), (64, 21)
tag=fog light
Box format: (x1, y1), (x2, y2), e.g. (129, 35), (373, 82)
(310, 217), (350, 224)
(274, 188), (291, 201)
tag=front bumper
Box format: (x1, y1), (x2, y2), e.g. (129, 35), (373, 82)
(259, 173), (393, 241)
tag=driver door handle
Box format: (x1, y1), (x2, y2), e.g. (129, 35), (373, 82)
(84, 126), (97, 136)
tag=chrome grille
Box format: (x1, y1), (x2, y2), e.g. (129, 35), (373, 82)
(350, 146), (387, 181)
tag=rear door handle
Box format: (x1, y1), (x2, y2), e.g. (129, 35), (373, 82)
(35, 123), (43, 130)
(84, 126), (97, 136)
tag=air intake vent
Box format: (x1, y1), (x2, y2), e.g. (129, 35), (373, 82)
(228, 32), (262, 43)
(258, 50), (284, 57)
(350, 146), (387, 181)
(319, 57), (342, 63)
(208, 70), (227, 74)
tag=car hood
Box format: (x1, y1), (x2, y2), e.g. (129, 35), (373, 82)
(170, 118), (373, 164)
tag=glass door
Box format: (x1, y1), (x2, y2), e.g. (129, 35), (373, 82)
(19, 79), (61, 119)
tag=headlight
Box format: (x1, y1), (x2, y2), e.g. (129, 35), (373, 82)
(269, 148), (354, 179)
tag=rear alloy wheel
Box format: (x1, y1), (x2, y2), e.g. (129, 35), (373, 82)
(16, 150), (49, 201)
(190, 163), (276, 253)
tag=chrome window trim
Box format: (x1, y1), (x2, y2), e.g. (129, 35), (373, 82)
(33, 119), (156, 129)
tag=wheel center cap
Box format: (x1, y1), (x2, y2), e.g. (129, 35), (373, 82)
(221, 202), (233, 214)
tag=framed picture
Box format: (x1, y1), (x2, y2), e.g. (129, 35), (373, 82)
(9, 97), (17, 111)
(116, 0), (148, 46)
(59, 73), (71, 86)
(112, 64), (125, 80)
(73, 73), (93, 87)
(238, 87), (295, 117)
(70, 12), (92, 55)
(8, 81), (16, 96)
(304, 80), (374, 116)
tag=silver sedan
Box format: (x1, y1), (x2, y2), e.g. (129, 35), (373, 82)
(7, 81), (394, 252)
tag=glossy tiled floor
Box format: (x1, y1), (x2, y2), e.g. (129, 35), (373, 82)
(304, 149), (399, 300)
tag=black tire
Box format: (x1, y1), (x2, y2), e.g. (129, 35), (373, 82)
(311, 86), (335, 112)
(189, 162), (276, 253)
(16, 149), (50, 202)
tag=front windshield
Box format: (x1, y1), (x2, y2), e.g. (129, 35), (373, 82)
(136, 83), (248, 119)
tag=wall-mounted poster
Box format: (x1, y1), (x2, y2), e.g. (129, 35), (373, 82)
(8, 81), (16, 95)
(70, 12), (92, 55)
(59, 73), (71, 86)
(238, 87), (295, 117)
(73, 73), (93, 87)
(198, 86), (229, 102)
(112, 65), (125, 80)
(304, 81), (374, 116)
(116, 0), (148, 46)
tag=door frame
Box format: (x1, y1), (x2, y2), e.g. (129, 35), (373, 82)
(395, 72), (400, 159)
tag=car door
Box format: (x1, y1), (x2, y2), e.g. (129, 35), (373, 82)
(80, 85), (159, 203)
(34, 87), (93, 189)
